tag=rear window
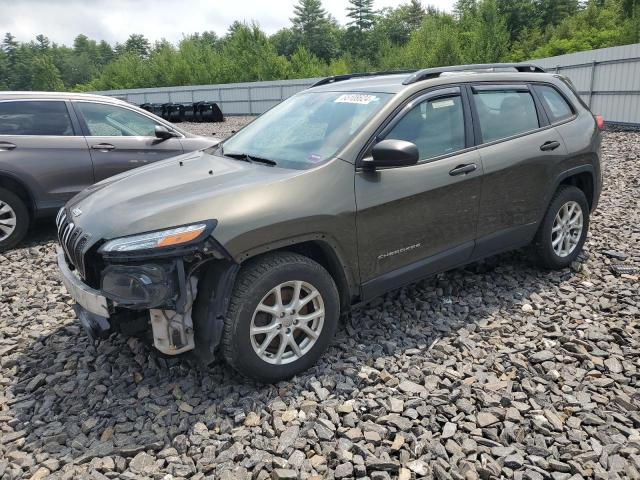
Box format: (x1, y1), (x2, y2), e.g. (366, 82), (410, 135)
(534, 85), (574, 123)
(0, 101), (74, 136)
(472, 89), (540, 143)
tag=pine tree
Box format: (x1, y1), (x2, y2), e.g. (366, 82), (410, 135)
(291, 0), (337, 61)
(403, 0), (426, 30)
(35, 34), (50, 51)
(292, 0), (328, 37)
(31, 55), (64, 91)
(346, 0), (377, 31)
(2, 33), (18, 57)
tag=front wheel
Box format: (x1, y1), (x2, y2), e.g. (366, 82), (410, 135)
(532, 185), (590, 269)
(222, 252), (339, 383)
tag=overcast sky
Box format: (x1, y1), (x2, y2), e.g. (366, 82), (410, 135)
(2, 0), (456, 46)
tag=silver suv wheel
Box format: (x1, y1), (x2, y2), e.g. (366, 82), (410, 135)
(551, 200), (583, 257)
(250, 280), (325, 365)
(0, 201), (17, 241)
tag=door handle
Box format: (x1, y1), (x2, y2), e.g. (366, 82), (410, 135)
(449, 163), (477, 176)
(0, 142), (16, 151)
(540, 140), (560, 151)
(91, 143), (116, 151)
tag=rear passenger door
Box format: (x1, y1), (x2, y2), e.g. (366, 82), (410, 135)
(73, 101), (184, 182)
(469, 84), (568, 258)
(0, 99), (93, 214)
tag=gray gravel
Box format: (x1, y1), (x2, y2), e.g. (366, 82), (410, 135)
(179, 116), (255, 139)
(0, 127), (639, 479)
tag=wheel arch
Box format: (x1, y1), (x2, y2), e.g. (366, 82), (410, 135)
(191, 236), (357, 363)
(0, 171), (36, 216)
(552, 165), (596, 211)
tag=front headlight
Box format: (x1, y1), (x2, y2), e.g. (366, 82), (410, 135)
(101, 223), (209, 253)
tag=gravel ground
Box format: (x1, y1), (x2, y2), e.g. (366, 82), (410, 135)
(0, 127), (639, 480)
(179, 116), (255, 139)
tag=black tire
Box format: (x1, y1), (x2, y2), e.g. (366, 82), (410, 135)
(222, 252), (339, 383)
(532, 185), (589, 269)
(0, 187), (29, 253)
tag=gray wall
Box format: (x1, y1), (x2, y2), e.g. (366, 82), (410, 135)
(92, 78), (319, 116)
(93, 43), (640, 125)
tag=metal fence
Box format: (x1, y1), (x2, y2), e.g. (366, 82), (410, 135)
(93, 43), (640, 125)
(531, 43), (640, 125)
(92, 78), (319, 116)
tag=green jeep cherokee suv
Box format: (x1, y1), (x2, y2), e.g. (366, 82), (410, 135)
(56, 64), (603, 382)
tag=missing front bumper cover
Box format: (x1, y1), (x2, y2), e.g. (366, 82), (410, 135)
(150, 277), (197, 354)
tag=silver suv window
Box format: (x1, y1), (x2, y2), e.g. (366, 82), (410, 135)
(76, 102), (158, 137)
(0, 101), (74, 136)
(384, 94), (466, 162)
(472, 90), (540, 143)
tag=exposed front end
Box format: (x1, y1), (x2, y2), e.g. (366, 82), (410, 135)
(56, 208), (236, 361)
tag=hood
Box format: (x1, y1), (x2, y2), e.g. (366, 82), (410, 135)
(67, 150), (302, 244)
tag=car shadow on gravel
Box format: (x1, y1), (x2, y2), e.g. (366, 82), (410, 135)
(4, 246), (571, 466)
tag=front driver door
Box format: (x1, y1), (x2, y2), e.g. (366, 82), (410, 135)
(73, 101), (184, 182)
(355, 87), (482, 299)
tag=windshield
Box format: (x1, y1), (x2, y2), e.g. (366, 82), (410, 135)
(221, 91), (392, 169)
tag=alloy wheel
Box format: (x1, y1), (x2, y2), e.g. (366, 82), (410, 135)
(551, 200), (583, 257)
(250, 280), (325, 365)
(0, 201), (17, 241)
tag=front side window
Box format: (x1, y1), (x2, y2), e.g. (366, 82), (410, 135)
(472, 89), (539, 143)
(384, 95), (466, 162)
(534, 85), (574, 123)
(0, 101), (74, 136)
(76, 102), (158, 136)
(220, 91), (392, 169)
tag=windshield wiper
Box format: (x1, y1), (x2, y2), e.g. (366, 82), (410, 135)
(223, 151), (277, 166)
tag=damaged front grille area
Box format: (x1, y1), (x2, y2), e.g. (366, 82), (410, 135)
(56, 208), (89, 278)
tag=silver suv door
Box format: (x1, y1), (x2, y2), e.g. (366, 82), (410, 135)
(355, 87), (482, 297)
(72, 101), (184, 182)
(0, 99), (93, 214)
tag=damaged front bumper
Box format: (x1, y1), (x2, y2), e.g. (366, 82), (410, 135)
(57, 246), (237, 361)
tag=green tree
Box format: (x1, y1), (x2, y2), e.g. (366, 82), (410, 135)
(535, 0), (579, 28)
(289, 46), (326, 78)
(460, 0), (510, 63)
(123, 34), (151, 58)
(346, 0), (377, 31)
(270, 27), (301, 57)
(291, 0), (337, 60)
(497, 0), (538, 41)
(31, 55), (64, 90)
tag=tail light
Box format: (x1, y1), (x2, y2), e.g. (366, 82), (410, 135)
(595, 114), (605, 130)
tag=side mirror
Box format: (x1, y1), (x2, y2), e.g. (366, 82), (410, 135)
(365, 139), (419, 169)
(155, 125), (178, 140)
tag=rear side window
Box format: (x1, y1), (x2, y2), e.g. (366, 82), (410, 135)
(0, 101), (74, 136)
(384, 95), (466, 161)
(534, 85), (574, 123)
(76, 102), (158, 136)
(472, 90), (539, 143)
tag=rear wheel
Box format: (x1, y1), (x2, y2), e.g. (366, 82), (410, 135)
(222, 252), (339, 383)
(532, 185), (589, 269)
(0, 188), (29, 252)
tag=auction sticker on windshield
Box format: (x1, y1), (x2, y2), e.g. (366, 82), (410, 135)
(335, 94), (379, 105)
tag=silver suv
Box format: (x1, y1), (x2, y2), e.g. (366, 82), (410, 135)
(0, 92), (218, 251)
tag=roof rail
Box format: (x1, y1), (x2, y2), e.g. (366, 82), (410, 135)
(310, 70), (418, 88)
(402, 63), (546, 85)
